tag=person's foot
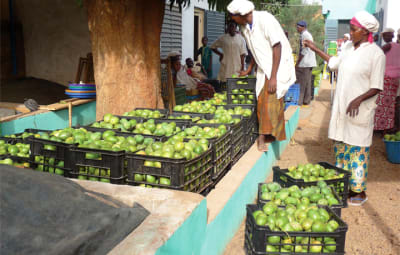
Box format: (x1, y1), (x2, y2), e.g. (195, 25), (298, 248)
(257, 135), (269, 152)
(348, 191), (368, 206)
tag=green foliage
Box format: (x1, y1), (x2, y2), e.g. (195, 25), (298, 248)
(275, 0), (325, 67)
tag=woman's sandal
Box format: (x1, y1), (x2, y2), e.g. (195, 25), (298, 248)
(348, 196), (368, 206)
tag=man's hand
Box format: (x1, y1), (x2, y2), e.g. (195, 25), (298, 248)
(346, 97), (362, 117)
(268, 76), (277, 94)
(219, 54), (224, 62)
(239, 70), (250, 77)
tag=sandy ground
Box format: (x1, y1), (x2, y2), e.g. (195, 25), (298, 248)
(223, 80), (400, 255)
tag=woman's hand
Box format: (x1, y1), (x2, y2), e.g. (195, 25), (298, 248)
(346, 97), (362, 117)
(238, 69), (250, 77)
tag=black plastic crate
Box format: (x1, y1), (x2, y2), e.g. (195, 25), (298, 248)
(86, 119), (187, 139)
(125, 145), (214, 194)
(167, 111), (207, 123)
(27, 136), (75, 177)
(121, 108), (168, 119)
(231, 134), (244, 166)
(0, 154), (31, 168)
(227, 77), (257, 91)
(245, 204), (348, 255)
(257, 183), (345, 217)
(70, 147), (126, 184)
(272, 162), (351, 207)
(227, 92), (257, 105)
(0, 129), (49, 144)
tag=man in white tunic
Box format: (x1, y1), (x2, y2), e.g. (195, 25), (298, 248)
(304, 11), (385, 206)
(227, 0), (296, 151)
(295, 20), (317, 106)
(211, 20), (248, 82)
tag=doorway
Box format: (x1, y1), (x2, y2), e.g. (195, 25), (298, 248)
(194, 8), (204, 62)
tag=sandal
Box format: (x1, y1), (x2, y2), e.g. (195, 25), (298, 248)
(348, 196), (368, 206)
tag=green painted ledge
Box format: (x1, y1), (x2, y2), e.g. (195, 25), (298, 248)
(155, 199), (208, 255)
(155, 108), (300, 255)
(0, 101), (96, 136)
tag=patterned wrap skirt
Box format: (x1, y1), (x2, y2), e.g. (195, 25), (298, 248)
(257, 80), (286, 141)
(374, 76), (400, 130)
(334, 142), (370, 193)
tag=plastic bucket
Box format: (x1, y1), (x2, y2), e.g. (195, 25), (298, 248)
(384, 140), (400, 164)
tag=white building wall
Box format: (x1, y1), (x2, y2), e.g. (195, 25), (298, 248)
(181, 0), (210, 61)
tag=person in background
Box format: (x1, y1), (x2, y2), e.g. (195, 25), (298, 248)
(342, 33), (351, 49)
(211, 20), (248, 82)
(373, 33), (379, 43)
(397, 28), (400, 43)
(304, 11), (385, 206)
(227, 0), (296, 152)
(374, 28), (400, 133)
(396, 28), (400, 131)
(185, 58), (207, 81)
(169, 53), (215, 100)
(195, 36), (213, 79)
(296, 20), (317, 106)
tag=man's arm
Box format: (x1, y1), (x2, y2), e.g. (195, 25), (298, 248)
(212, 49), (224, 62)
(268, 42), (281, 94)
(239, 56), (255, 76)
(240, 54), (246, 71)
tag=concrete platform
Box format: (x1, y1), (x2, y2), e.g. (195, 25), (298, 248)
(72, 106), (299, 255)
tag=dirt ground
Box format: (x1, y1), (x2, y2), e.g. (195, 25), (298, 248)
(223, 80), (400, 255)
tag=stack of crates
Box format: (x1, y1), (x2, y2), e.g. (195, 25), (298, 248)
(226, 77), (257, 106)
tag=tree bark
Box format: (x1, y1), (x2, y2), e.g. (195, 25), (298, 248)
(86, 0), (165, 120)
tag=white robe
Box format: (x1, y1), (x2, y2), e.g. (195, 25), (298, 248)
(328, 42), (385, 147)
(240, 11), (296, 99)
(211, 33), (248, 82)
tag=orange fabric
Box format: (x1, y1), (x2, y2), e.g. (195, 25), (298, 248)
(257, 79), (286, 141)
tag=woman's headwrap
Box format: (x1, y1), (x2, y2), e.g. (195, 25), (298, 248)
(227, 0), (255, 16)
(350, 11), (379, 43)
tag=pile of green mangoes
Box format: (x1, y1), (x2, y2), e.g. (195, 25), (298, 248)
(286, 163), (345, 182)
(123, 109), (165, 118)
(259, 181), (340, 207)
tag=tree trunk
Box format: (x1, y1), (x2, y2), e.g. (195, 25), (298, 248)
(86, 0), (165, 120)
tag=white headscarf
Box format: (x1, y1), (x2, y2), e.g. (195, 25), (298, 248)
(352, 11), (379, 33)
(227, 0), (255, 16)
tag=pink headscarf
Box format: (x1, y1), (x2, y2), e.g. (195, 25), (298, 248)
(350, 17), (373, 43)
(350, 11), (380, 43)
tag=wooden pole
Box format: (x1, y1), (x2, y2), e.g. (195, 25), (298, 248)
(68, 102), (72, 127)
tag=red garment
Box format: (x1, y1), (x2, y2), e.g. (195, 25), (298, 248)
(374, 76), (400, 130)
(197, 82), (215, 100)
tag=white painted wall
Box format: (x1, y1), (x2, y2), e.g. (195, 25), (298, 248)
(376, 0), (400, 42)
(181, 0), (210, 61)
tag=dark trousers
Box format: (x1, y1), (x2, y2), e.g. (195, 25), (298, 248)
(296, 67), (313, 105)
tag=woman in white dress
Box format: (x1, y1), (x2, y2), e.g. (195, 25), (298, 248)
(304, 11), (385, 206)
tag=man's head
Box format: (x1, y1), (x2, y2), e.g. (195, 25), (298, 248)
(381, 28), (395, 43)
(296, 21), (307, 33)
(185, 58), (194, 68)
(344, 33), (350, 42)
(227, 21), (237, 36)
(201, 36), (208, 46)
(227, 0), (254, 25)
